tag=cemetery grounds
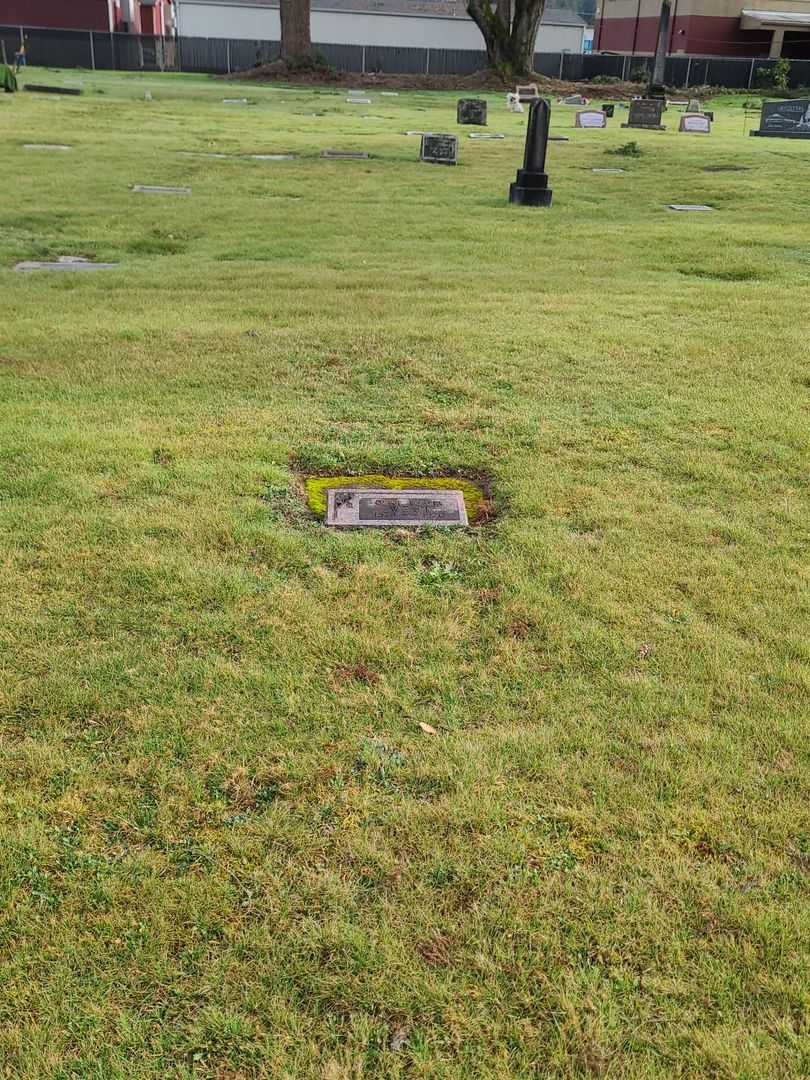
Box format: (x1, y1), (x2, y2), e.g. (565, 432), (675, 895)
(1, 69), (809, 1079)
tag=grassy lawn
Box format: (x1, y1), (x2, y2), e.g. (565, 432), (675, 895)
(1, 68), (809, 1078)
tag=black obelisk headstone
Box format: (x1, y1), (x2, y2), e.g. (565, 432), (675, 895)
(508, 97), (553, 207)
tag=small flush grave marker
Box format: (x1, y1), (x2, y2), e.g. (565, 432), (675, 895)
(668, 204), (715, 212)
(320, 149), (369, 158)
(23, 143), (72, 151)
(132, 185), (191, 195)
(15, 256), (118, 272)
(326, 488), (468, 528)
(592, 167), (625, 172)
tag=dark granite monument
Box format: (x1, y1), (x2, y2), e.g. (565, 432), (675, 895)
(622, 99), (666, 130)
(602, 103), (615, 118)
(509, 97), (552, 207)
(750, 98), (810, 138)
(457, 98), (487, 126)
(420, 133), (458, 165)
(326, 488), (468, 528)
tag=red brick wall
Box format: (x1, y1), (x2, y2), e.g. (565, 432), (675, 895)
(0, 0), (112, 31)
(596, 12), (776, 57)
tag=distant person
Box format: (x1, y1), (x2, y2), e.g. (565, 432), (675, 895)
(14, 42), (26, 71)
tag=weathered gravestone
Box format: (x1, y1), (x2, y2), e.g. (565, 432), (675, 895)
(679, 113), (711, 134)
(750, 99), (810, 138)
(602, 103), (615, 118)
(687, 98), (702, 113)
(457, 98), (487, 125)
(509, 97), (552, 207)
(326, 488), (468, 528)
(563, 95), (586, 105)
(575, 109), (607, 128)
(622, 99), (666, 130)
(420, 133), (458, 165)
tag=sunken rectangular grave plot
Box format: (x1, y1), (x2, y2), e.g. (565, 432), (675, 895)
(327, 488), (468, 529)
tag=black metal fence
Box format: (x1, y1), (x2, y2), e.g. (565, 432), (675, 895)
(4, 24), (810, 88)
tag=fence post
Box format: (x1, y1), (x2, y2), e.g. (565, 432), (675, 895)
(226, 38), (231, 75)
(558, 52), (564, 79)
(685, 57), (691, 87)
(425, 47), (430, 75)
(747, 57), (755, 88)
(89, 29), (95, 70)
(621, 54), (627, 81)
(361, 45), (365, 75)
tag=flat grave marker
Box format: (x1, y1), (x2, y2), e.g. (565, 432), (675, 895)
(326, 488), (468, 528)
(247, 153), (297, 160)
(23, 143), (72, 151)
(420, 133), (458, 165)
(222, 98), (249, 104)
(668, 204), (715, 212)
(592, 167), (625, 173)
(132, 184), (191, 195)
(346, 97), (372, 105)
(703, 164), (750, 172)
(469, 132), (505, 139)
(24, 84), (82, 96)
(320, 149), (369, 158)
(15, 256), (118, 273)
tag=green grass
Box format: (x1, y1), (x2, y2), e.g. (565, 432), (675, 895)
(1, 69), (809, 1078)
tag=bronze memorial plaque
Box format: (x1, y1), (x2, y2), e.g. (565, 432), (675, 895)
(326, 488), (468, 528)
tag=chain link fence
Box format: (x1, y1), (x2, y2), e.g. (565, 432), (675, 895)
(4, 25), (810, 88)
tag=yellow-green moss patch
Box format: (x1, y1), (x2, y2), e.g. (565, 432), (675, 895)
(303, 474), (487, 522)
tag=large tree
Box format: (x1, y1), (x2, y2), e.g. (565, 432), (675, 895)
(467, 0), (547, 79)
(279, 0), (312, 63)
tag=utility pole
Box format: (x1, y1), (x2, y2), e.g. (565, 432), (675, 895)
(648, 0), (672, 98)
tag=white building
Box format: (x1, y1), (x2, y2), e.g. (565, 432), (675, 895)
(175, 0), (588, 54)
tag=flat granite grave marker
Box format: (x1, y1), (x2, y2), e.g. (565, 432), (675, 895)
(132, 185), (191, 195)
(750, 98), (810, 138)
(679, 113), (711, 134)
(469, 132), (505, 139)
(575, 109), (607, 129)
(668, 204), (715, 212)
(222, 98), (249, 104)
(15, 256), (118, 272)
(420, 133), (458, 165)
(24, 84), (82, 96)
(592, 167), (625, 173)
(457, 98), (487, 125)
(23, 143), (72, 150)
(346, 97), (372, 105)
(320, 149), (369, 158)
(622, 98), (666, 130)
(247, 153), (296, 160)
(326, 488), (468, 528)
(509, 97), (552, 207)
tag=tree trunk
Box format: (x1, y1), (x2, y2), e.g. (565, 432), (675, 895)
(467, 0), (545, 79)
(280, 0), (312, 63)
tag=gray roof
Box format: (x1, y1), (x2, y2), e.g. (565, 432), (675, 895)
(183, 0), (587, 25)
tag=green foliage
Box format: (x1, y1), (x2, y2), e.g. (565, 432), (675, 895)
(756, 57), (791, 91)
(607, 140), (643, 156)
